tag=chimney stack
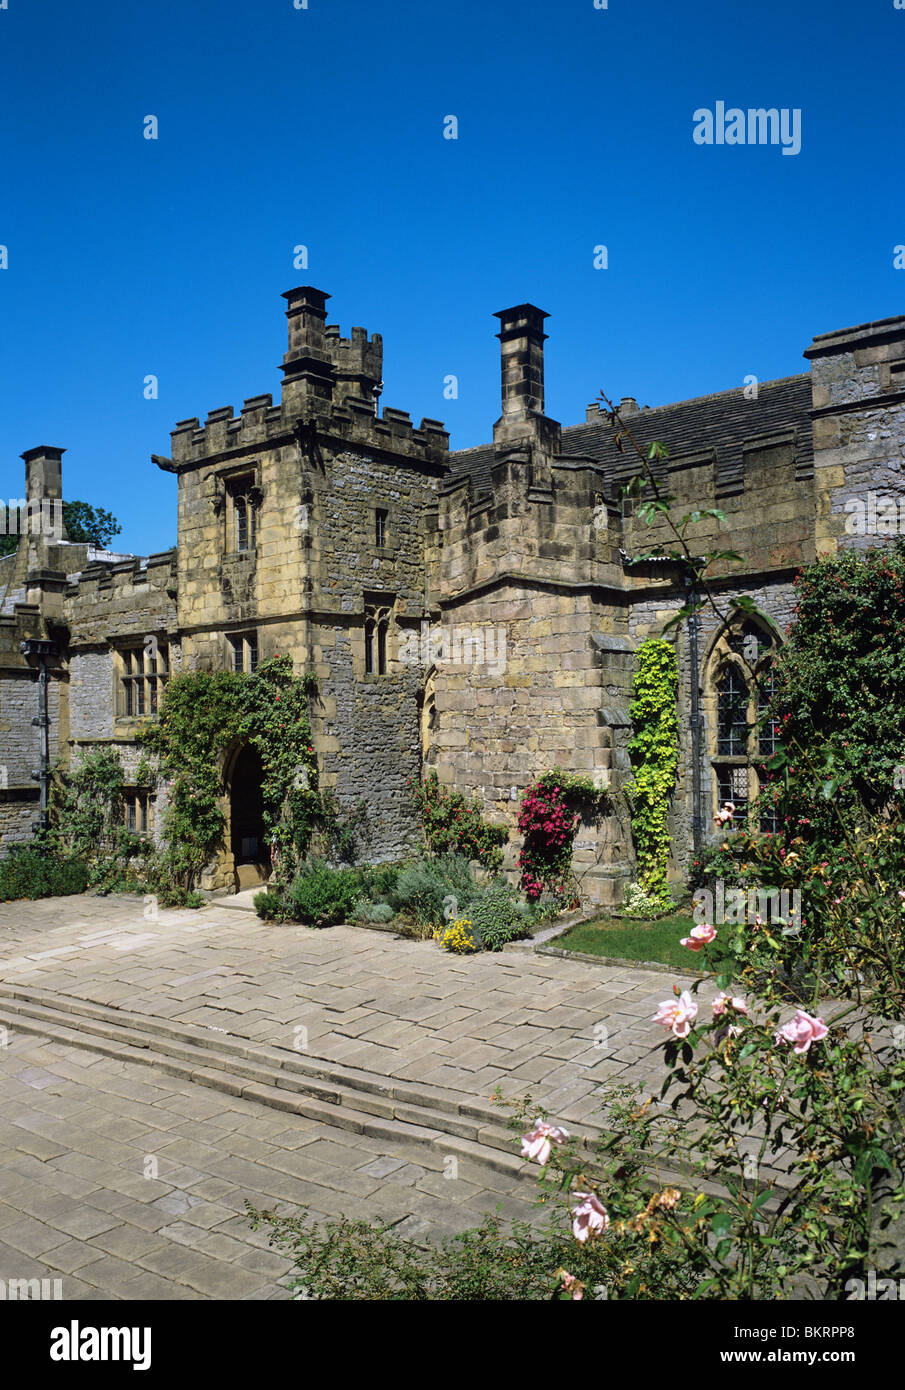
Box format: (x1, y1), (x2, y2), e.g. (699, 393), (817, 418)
(493, 304), (549, 424)
(22, 445), (64, 501)
(280, 287), (335, 408)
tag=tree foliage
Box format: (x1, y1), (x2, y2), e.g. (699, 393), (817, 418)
(0, 499), (123, 556)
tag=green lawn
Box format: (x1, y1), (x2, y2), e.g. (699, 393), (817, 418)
(552, 913), (704, 969)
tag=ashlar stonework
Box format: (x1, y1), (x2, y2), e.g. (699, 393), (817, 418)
(2, 290), (903, 901)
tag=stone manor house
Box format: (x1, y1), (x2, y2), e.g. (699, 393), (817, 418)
(1, 287), (903, 901)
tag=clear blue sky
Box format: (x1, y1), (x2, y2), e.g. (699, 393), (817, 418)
(1, 0), (903, 555)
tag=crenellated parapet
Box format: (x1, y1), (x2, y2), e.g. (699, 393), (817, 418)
(164, 289), (449, 474)
(64, 550), (178, 647)
(167, 397), (449, 471)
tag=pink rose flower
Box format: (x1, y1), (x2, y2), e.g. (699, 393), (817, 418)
(680, 923), (717, 951)
(654, 990), (698, 1038)
(521, 1119), (569, 1166)
(712, 991), (748, 1018)
(572, 1192), (610, 1243)
(559, 1271), (584, 1300)
(775, 1009), (828, 1054)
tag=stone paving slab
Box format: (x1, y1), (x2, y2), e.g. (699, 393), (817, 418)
(0, 893), (766, 1296)
(0, 894), (696, 1132)
(0, 1030), (542, 1299)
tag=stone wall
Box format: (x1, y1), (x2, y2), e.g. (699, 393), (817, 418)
(806, 317), (905, 556)
(6, 291), (905, 900)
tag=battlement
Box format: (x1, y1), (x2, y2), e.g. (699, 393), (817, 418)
(167, 393), (449, 467)
(64, 549), (177, 604)
(324, 321), (384, 404)
(163, 288), (449, 471)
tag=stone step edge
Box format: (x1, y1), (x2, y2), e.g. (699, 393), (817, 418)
(0, 994), (520, 1153)
(0, 980), (599, 1153)
(0, 1003), (540, 1184)
(0, 984), (792, 1207)
(0, 998), (785, 1213)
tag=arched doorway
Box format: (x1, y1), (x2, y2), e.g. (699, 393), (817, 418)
(229, 743), (271, 890)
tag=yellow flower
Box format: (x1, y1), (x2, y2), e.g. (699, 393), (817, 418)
(437, 917), (476, 954)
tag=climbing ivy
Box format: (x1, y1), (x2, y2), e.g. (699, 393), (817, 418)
(141, 668), (247, 889)
(626, 638), (679, 905)
(51, 746), (125, 860)
(141, 655), (337, 891)
(49, 746), (152, 892)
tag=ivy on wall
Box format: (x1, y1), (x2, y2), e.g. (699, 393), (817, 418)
(626, 638), (679, 904)
(141, 655), (330, 890)
(50, 746), (153, 892)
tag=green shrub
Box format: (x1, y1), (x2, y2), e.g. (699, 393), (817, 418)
(156, 884), (206, 910)
(468, 885), (531, 951)
(351, 898), (395, 924)
(354, 862), (400, 902)
(0, 841), (89, 901)
(620, 881), (676, 920)
(391, 854), (478, 926)
(247, 1206), (563, 1301)
(253, 888), (289, 921)
(287, 860), (360, 927)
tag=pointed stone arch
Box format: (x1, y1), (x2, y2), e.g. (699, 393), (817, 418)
(702, 612), (782, 834)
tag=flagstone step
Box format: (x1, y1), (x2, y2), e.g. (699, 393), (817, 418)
(0, 984), (551, 1181)
(0, 981), (783, 1208)
(0, 980), (541, 1135)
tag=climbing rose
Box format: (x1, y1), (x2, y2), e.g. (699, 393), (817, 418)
(572, 1192), (609, 1243)
(653, 990), (697, 1038)
(680, 923), (717, 951)
(521, 1119), (569, 1166)
(776, 1010), (828, 1054)
(712, 991), (748, 1017)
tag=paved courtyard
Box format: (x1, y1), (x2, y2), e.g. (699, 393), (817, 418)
(0, 892), (695, 1299)
(0, 1029), (543, 1299)
(0, 893), (687, 1122)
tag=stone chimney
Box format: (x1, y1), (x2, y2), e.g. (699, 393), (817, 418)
(618, 396), (639, 417)
(491, 304), (560, 468)
(280, 287), (336, 411)
(493, 303), (548, 426)
(22, 445), (64, 501)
